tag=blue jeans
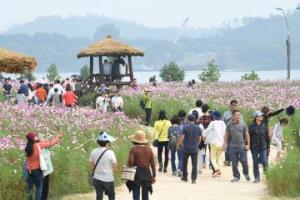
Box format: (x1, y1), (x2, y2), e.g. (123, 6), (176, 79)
(93, 179), (115, 200)
(230, 147), (249, 179)
(251, 149), (268, 180)
(132, 184), (149, 200)
(182, 152), (198, 181)
(27, 169), (44, 200)
(170, 149), (184, 172)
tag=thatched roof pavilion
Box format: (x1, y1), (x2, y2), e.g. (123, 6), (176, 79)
(77, 35), (144, 58)
(77, 35), (144, 87)
(0, 48), (37, 74)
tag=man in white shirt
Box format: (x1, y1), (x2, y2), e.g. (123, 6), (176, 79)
(188, 100), (203, 120)
(96, 93), (110, 113)
(111, 92), (124, 112)
(103, 59), (112, 75)
(89, 131), (117, 200)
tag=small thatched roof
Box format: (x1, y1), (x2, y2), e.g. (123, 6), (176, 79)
(77, 35), (144, 58)
(0, 48), (37, 73)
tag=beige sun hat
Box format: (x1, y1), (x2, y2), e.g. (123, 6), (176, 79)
(131, 130), (148, 144)
(144, 87), (152, 92)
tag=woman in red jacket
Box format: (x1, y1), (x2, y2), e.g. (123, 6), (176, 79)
(63, 84), (78, 107)
(25, 131), (63, 200)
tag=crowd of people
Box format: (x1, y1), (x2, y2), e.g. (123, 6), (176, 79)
(2, 77), (78, 107)
(1, 78), (125, 113)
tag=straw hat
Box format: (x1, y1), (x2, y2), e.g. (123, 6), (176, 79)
(131, 130), (148, 144)
(144, 88), (152, 92)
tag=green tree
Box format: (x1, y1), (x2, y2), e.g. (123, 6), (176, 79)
(22, 71), (36, 81)
(198, 59), (220, 82)
(241, 70), (260, 81)
(159, 61), (185, 82)
(46, 63), (61, 81)
(80, 65), (90, 80)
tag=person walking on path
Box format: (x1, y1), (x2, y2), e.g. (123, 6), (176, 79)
(153, 110), (172, 173)
(127, 130), (156, 200)
(271, 118), (288, 161)
(224, 110), (250, 183)
(203, 111), (226, 177)
(249, 111), (270, 183)
(24, 131), (63, 200)
(168, 115), (183, 176)
(223, 100), (244, 166)
(142, 89), (153, 126)
(177, 114), (202, 184)
(89, 131), (117, 200)
(197, 104), (212, 170)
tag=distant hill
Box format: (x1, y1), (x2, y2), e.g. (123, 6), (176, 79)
(0, 13), (300, 73)
(4, 15), (218, 40)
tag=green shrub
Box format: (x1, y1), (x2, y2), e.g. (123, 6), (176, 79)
(159, 61), (185, 82)
(241, 70), (260, 81)
(46, 63), (61, 81)
(79, 91), (97, 107)
(0, 93), (5, 102)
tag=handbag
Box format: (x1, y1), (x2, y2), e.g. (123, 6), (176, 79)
(37, 144), (48, 172)
(89, 149), (108, 185)
(152, 121), (167, 147)
(121, 166), (137, 181)
(42, 149), (54, 176)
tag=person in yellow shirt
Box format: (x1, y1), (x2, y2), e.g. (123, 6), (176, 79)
(153, 110), (172, 173)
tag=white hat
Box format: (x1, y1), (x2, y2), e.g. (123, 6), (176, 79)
(97, 131), (115, 142)
(253, 111), (263, 118)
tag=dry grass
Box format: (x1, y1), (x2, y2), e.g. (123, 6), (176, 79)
(0, 48), (37, 73)
(77, 35), (144, 58)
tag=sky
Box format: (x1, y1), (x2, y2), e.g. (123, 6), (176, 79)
(0, 0), (299, 31)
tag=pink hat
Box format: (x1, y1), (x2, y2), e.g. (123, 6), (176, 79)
(26, 132), (37, 141)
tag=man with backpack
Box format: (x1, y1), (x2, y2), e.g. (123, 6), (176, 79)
(140, 88), (153, 126)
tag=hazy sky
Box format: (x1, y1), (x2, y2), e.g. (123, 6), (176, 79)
(1, 0), (299, 31)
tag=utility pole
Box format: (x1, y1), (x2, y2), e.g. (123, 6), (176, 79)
(276, 8), (291, 80)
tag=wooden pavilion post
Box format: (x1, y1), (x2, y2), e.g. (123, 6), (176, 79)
(99, 56), (104, 84)
(128, 55), (134, 82)
(89, 56), (94, 83)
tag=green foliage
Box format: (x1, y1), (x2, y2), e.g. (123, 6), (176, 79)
(80, 65), (90, 80)
(0, 124), (137, 200)
(46, 63), (61, 81)
(266, 111), (300, 197)
(21, 71), (36, 81)
(0, 93), (5, 102)
(198, 60), (220, 82)
(159, 61), (185, 82)
(241, 70), (260, 81)
(79, 91), (97, 107)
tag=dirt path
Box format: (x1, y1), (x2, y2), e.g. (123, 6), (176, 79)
(63, 149), (274, 200)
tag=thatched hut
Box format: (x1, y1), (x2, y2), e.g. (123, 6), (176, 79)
(77, 35), (144, 87)
(0, 48), (37, 74)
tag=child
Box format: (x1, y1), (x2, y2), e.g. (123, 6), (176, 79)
(271, 118), (288, 161)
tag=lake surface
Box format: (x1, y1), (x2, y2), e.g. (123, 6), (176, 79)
(33, 69), (300, 83)
(4, 69), (300, 83)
